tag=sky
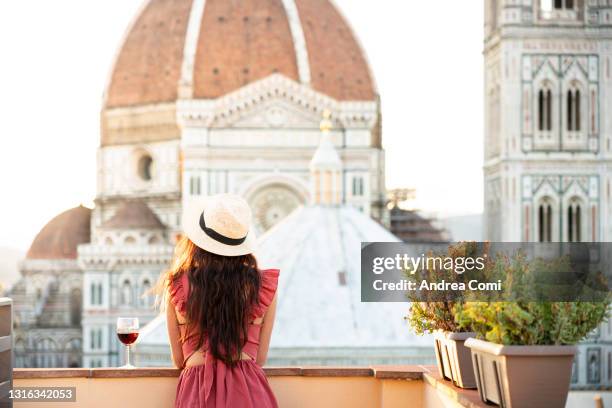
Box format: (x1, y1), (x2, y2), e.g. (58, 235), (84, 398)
(0, 1), (484, 252)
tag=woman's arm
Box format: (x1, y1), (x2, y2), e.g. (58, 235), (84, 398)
(166, 291), (184, 369)
(256, 293), (277, 366)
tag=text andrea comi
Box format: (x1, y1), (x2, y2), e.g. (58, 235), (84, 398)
(372, 279), (503, 292)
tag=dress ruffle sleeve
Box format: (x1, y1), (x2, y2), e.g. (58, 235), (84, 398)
(169, 272), (188, 315)
(251, 269), (280, 319)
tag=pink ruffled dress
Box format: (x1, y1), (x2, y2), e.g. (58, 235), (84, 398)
(169, 268), (280, 408)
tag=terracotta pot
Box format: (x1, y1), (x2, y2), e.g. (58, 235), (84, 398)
(433, 331), (476, 389)
(465, 338), (576, 408)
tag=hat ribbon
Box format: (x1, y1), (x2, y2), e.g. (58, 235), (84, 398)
(199, 212), (248, 246)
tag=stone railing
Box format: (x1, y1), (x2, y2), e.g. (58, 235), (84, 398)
(10, 366), (460, 408)
(0, 298), (13, 408)
(10, 365), (610, 407)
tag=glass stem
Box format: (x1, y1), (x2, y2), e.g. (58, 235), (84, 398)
(126, 345), (131, 367)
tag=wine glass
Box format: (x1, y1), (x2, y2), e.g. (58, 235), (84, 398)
(117, 317), (139, 368)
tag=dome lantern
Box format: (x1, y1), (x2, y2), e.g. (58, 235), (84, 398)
(310, 110), (342, 205)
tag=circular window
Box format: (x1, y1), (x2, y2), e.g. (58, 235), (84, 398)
(137, 154), (153, 181)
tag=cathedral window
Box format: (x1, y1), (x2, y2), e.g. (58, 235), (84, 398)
(124, 235), (137, 245)
(540, 0), (579, 19)
(567, 198), (583, 242)
(121, 280), (133, 306)
(141, 279), (152, 308)
(70, 288), (82, 326)
(35, 338), (57, 368)
(90, 329), (102, 350)
(137, 154), (153, 181)
(15, 339), (26, 368)
(190, 176), (201, 195)
(538, 199), (553, 242)
(567, 88), (581, 131)
(352, 176), (364, 197)
(538, 88), (553, 131)
(552, 0), (574, 9)
(90, 283), (103, 306)
(338, 271), (347, 286)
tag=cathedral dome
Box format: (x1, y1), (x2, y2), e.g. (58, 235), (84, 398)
(101, 200), (165, 230)
(26, 206), (92, 260)
(104, 0), (376, 110)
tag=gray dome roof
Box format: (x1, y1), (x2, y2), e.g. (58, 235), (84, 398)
(256, 205), (428, 349)
(102, 200), (165, 230)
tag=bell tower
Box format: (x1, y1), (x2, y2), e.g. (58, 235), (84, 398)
(483, 0), (611, 243)
(483, 0), (612, 389)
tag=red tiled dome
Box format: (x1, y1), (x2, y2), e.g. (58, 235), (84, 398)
(104, 0), (376, 108)
(26, 206), (92, 260)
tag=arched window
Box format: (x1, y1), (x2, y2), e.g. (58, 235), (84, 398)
(137, 154), (153, 181)
(97, 283), (103, 305)
(538, 199), (553, 242)
(70, 288), (82, 326)
(553, 0), (574, 9)
(567, 88), (581, 131)
(90, 283), (96, 305)
(141, 279), (152, 308)
(567, 199), (583, 242)
(546, 90), (552, 130)
(538, 88), (553, 131)
(124, 235), (137, 245)
(352, 176), (364, 197)
(90, 329), (103, 350)
(66, 338), (82, 368)
(15, 338), (26, 368)
(190, 176), (201, 195)
(121, 280), (133, 306)
(90, 283), (102, 306)
(575, 89), (581, 130)
(35, 338), (57, 368)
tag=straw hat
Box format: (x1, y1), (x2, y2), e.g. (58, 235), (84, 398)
(182, 194), (257, 256)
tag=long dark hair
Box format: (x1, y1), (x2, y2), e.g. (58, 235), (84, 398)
(167, 237), (261, 365)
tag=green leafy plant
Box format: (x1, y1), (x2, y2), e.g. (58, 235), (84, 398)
(455, 301), (608, 345)
(407, 301), (461, 334)
(405, 242), (492, 334)
(455, 251), (610, 345)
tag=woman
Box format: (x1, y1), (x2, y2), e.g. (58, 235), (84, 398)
(165, 194), (279, 407)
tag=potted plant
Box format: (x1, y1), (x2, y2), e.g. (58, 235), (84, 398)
(405, 242), (490, 389)
(408, 302), (476, 389)
(457, 252), (610, 408)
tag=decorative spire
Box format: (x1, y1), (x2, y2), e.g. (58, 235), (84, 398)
(310, 110), (342, 205)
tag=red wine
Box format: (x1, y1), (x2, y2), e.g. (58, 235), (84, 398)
(117, 331), (139, 345)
